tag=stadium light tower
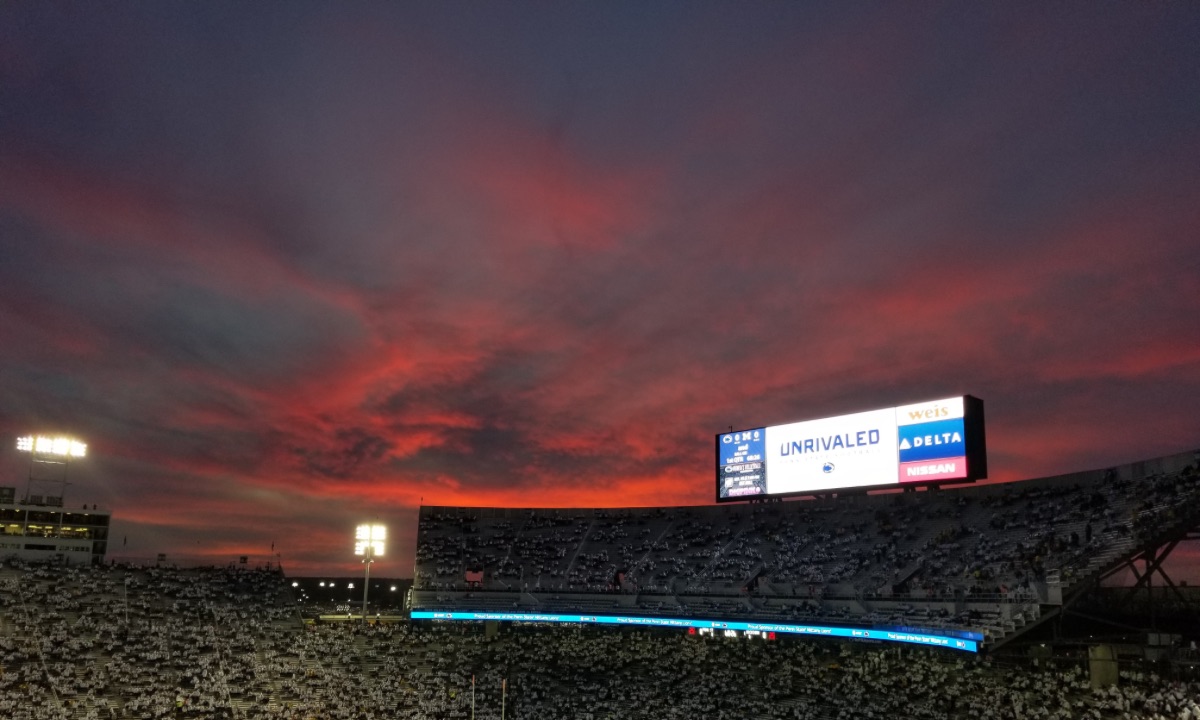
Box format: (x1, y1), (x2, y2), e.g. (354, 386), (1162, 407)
(16, 434), (87, 505)
(354, 523), (385, 622)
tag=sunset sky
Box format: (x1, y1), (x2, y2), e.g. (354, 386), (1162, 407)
(1, 3), (1198, 576)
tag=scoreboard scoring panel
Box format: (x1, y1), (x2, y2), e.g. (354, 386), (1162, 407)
(717, 396), (986, 502)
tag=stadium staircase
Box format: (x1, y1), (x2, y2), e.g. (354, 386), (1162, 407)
(987, 484), (1200, 650)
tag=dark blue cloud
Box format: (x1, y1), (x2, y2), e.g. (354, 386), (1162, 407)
(0, 1), (1198, 573)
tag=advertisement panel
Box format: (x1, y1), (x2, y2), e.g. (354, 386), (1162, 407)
(717, 396), (985, 501)
(410, 610), (980, 653)
(764, 407), (898, 495)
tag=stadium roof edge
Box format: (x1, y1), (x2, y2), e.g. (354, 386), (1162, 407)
(417, 446), (1198, 514)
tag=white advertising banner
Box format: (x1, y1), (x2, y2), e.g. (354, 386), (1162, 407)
(764, 408), (898, 494)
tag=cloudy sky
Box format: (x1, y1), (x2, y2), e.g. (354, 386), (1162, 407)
(1, 2), (1198, 575)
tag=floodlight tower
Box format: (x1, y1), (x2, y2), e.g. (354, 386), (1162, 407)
(354, 523), (386, 622)
(16, 435), (87, 505)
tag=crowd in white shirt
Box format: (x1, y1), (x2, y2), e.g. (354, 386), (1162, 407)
(0, 561), (1197, 720)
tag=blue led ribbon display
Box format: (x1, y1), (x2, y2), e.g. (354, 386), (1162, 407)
(410, 610), (979, 653)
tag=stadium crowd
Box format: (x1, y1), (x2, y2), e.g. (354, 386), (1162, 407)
(414, 457), (1200, 642)
(0, 561), (1198, 720)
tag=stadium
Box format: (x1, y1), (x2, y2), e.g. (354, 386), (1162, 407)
(4, 4), (1200, 719)
(3, 405), (1199, 719)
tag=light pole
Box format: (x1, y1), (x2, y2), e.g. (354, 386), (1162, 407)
(355, 523), (385, 622)
(16, 435), (86, 505)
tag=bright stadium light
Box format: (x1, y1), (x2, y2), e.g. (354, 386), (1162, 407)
(16, 435), (87, 458)
(16, 434), (88, 506)
(354, 523), (386, 622)
(355, 523), (386, 557)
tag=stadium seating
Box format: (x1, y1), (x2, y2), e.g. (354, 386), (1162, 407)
(0, 559), (1197, 719)
(2, 559), (1200, 715)
(413, 451), (1200, 645)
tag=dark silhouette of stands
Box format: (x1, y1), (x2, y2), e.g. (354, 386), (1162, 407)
(414, 450), (1200, 647)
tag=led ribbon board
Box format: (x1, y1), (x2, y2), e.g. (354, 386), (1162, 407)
(410, 610), (980, 653)
(717, 395), (986, 501)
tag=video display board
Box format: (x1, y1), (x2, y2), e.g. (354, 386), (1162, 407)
(410, 610), (980, 652)
(717, 396), (986, 502)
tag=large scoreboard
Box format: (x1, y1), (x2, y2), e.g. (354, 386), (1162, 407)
(717, 396), (986, 502)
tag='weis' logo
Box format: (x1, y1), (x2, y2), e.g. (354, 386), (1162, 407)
(905, 405), (951, 422)
(894, 397), (965, 427)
